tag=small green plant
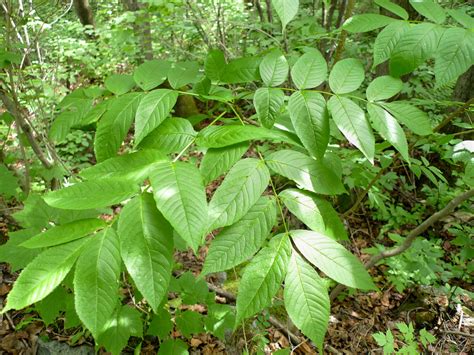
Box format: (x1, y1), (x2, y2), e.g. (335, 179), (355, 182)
(373, 323), (436, 354)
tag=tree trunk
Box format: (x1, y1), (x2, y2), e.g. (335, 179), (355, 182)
(73, 0), (95, 28)
(453, 66), (474, 104)
(122, 0), (153, 63)
(442, 66), (474, 137)
(245, 0), (265, 22)
(336, 0), (347, 28)
(264, 0), (273, 23)
(325, 0), (338, 30)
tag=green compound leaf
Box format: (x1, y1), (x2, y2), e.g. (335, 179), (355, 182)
(291, 229), (376, 290)
(0, 229), (42, 271)
(104, 74), (135, 95)
(434, 28), (474, 87)
(367, 103), (409, 162)
(1, 238), (87, 313)
(343, 14), (396, 33)
(447, 8), (474, 29)
(168, 61), (201, 89)
(265, 149), (345, 195)
(135, 89), (179, 145)
(375, 0), (409, 20)
(98, 306), (143, 355)
(291, 48), (327, 90)
(20, 218), (106, 249)
(94, 93), (143, 162)
(253, 87), (285, 129)
(118, 193), (173, 313)
(195, 124), (299, 148)
(329, 58), (365, 94)
(381, 101), (432, 136)
(200, 143), (249, 185)
(80, 150), (166, 182)
(373, 21), (411, 67)
(271, 0), (299, 31)
(0, 164), (19, 198)
(236, 234), (291, 323)
(208, 158), (270, 230)
(366, 75), (403, 101)
(389, 23), (443, 77)
(279, 188), (347, 241)
(205, 49), (226, 82)
(150, 161), (208, 252)
(139, 118), (197, 154)
(158, 339), (189, 355)
(409, 0), (446, 24)
(284, 251), (330, 352)
(203, 196), (276, 274)
(133, 60), (170, 91)
(327, 96), (375, 163)
(259, 49), (289, 87)
(220, 57), (261, 84)
(43, 179), (139, 210)
(288, 90), (329, 159)
(74, 228), (121, 339)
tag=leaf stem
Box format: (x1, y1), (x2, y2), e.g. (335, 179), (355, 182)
(257, 151), (289, 234)
(172, 111), (226, 163)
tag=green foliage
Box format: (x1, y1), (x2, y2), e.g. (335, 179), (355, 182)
(2, 238), (87, 313)
(291, 49), (327, 90)
(2, 1), (473, 353)
(235, 234), (291, 323)
(266, 149), (345, 194)
(328, 96), (375, 163)
(288, 91), (329, 159)
(284, 252), (329, 351)
(271, 0), (299, 31)
(199, 143), (249, 184)
(208, 158), (270, 230)
(20, 219), (106, 248)
(254, 88), (285, 129)
(44, 179), (139, 210)
(74, 228), (121, 339)
(135, 89), (179, 144)
(373, 322), (436, 354)
(203, 196), (277, 274)
(150, 160), (208, 252)
(343, 14), (396, 33)
(291, 230), (375, 290)
(259, 49), (289, 87)
(279, 189), (348, 241)
(0, 164), (19, 198)
(118, 193), (173, 312)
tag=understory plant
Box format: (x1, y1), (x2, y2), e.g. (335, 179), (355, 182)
(1, 0), (473, 353)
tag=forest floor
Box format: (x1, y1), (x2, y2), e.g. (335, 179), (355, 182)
(1, 209), (472, 354)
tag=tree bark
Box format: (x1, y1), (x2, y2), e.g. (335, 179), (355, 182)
(442, 66), (474, 137)
(325, 0), (338, 30)
(452, 66), (474, 104)
(335, 0), (347, 28)
(73, 0), (95, 28)
(264, 0), (273, 23)
(122, 0), (153, 63)
(249, 0), (265, 22)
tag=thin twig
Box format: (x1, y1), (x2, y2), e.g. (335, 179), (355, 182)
(207, 282), (304, 346)
(331, 188), (474, 300)
(441, 330), (474, 338)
